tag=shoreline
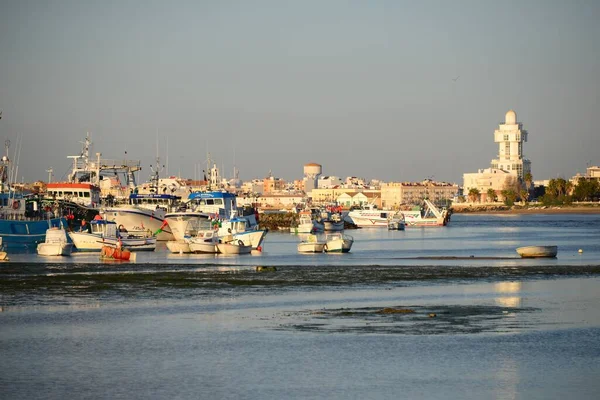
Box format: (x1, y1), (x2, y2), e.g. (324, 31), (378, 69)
(451, 205), (600, 215)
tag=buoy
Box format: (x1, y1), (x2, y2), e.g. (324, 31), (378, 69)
(578, 249), (583, 253)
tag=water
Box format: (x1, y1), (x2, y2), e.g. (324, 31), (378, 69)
(1, 213), (600, 399)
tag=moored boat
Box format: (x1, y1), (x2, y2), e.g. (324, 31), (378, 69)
(37, 226), (73, 256)
(387, 212), (406, 230)
(516, 245), (558, 258)
(68, 219), (156, 251)
(324, 232), (353, 253)
(0, 144), (67, 250)
(216, 236), (252, 255)
(401, 199), (450, 227)
(297, 234), (326, 253)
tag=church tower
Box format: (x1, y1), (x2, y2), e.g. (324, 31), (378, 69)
(490, 110), (531, 180)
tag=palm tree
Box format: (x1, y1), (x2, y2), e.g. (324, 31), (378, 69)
(486, 188), (497, 203)
(468, 188), (480, 203)
(523, 172), (533, 191)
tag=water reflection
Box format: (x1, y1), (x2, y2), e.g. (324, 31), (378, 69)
(494, 281), (522, 308)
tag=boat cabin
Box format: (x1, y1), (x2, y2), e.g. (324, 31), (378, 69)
(186, 191), (237, 219)
(46, 182), (101, 207)
(128, 193), (180, 211)
(89, 220), (118, 237)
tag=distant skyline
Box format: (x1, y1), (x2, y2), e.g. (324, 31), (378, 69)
(1, 0), (598, 184)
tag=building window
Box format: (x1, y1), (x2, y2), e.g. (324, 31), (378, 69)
(505, 143), (510, 156)
(504, 135), (509, 141)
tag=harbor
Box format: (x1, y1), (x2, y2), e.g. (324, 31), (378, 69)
(2, 212), (600, 399)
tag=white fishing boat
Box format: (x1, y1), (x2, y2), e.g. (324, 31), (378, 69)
(100, 193), (179, 241)
(297, 234), (326, 253)
(346, 204), (397, 228)
(387, 212), (406, 230)
(322, 211), (345, 231)
(68, 219), (156, 251)
(516, 245), (558, 258)
(217, 216), (267, 250)
(216, 234), (252, 255)
(324, 232), (353, 253)
(401, 199), (450, 227)
(290, 209), (324, 233)
(188, 221), (219, 254)
(165, 218), (214, 254)
(37, 226), (73, 256)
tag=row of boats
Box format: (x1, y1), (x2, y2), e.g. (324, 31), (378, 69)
(290, 199), (450, 234)
(0, 134), (448, 255)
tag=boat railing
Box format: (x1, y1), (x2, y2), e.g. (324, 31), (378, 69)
(0, 211), (56, 222)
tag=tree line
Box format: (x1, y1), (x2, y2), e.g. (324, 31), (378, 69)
(463, 173), (599, 206)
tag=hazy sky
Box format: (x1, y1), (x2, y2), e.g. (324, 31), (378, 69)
(1, 0), (598, 185)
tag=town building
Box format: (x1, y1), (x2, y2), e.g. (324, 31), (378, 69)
(381, 180), (459, 208)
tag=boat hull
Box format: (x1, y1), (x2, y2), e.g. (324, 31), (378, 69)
(324, 234), (353, 253)
(164, 212), (208, 241)
(0, 217), (68, 250)
(68, 231), (156, 251)
(101, 208), (173, 241)
(297, 242), (326, 253)
(216, 241), (252, 255)
(323, 221), (345, 231)
(37, 243), (73, 256)
(166, 240), (191, 254)
(516, 245), (558, 258)
(189, 241), (218, 254)
(233, 229), (267, 250)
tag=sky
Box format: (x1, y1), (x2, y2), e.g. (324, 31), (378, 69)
(0, 0), (599, 185)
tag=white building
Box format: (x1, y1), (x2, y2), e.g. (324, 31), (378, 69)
(490, 109), (531, 180)
(463, 110), (532, 201)
(318, 175), (343, 188)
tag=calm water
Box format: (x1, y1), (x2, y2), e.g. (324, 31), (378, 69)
(1, 213), (600, 399)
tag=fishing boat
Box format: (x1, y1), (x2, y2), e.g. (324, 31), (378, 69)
(387, 212), (406, 230)
(188, 219), (220, 254)
(37, 226), (73, 256)
(0, 142), (67, 250)
(165, 191), (238, 241)
(516, 245), (558, 258)
(216, 234), (252, 255)
(345, 204), (397, 228)
(322, 210), (345, 231)
(401, 199), (450, 227)
(324, 232), (353, 253)
(297, 233), (326, 253)
(68, 219), (156, 251)
(101, 193), (179, 241)
(217, 216), (267, 250)
(100, 157), (180, 241)
(290, 209), (324, 233)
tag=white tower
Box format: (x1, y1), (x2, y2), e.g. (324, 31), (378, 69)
(490, 110), (531, 180)
(303, 162), (322, 193)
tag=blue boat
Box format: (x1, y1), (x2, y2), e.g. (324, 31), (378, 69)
(0, 193), (67, 251)
(0, 144), (67, 251)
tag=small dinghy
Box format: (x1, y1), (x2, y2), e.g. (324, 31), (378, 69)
(516, 245), (558, 258)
